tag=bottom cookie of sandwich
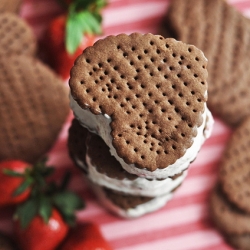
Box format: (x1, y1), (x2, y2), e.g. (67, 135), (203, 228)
(89, 180), (179, 219)
(210, 185), (250, 250)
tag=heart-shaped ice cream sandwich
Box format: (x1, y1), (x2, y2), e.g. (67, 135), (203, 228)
(0, 55), (69, 163)
(68, 118), (188, 197)
(0, 12), (36, 56)
(162, 0), (250, 126)
(69, 33), (212, 179)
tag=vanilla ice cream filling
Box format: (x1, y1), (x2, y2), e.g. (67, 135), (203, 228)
(70, 94), (213, 179)
(89, 181), (173, 218)
(83, 153), (187, 196)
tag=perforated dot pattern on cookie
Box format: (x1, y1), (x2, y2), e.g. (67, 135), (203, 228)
(70, 33), (208, 171)
(219, 116), (250, 213)
(0, 55), (69, 163)
(87, 130), (138, 181)
(0, 13), (36, 56)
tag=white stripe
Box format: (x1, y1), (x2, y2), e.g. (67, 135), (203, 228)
(118, 230), (223, 250)
(101, 203), (207, 240)
(241, 9), (250, 17)
(175, 174), (216, 198)
(191, 144), (225, 168)
(103, 2), (168, 27)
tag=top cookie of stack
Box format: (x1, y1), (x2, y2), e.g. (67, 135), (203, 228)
(69, 33), (212, 179)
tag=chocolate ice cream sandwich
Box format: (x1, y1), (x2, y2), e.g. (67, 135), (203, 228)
(68, 118), (188, 197)
(69, 33), (213, 179)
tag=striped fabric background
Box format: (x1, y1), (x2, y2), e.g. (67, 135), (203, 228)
(1, 0), (250, 249)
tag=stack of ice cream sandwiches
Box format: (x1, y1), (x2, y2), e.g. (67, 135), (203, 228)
(67, 33), (213, 218)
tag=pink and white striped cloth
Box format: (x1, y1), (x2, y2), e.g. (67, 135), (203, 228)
(2, 0), (250, 249)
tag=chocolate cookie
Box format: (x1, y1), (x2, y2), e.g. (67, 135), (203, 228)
(219, 116), (250, 214)
(0, 55), (70, 163)
(210, 185), (250, 250)
(0, 12), (36, 56)
(0, 0), (21, 14)
(68, 118), (88, 171)
(69, 33), (210, 178)
(162, 0), (250, 126)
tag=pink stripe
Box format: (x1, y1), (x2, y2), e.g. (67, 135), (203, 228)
(110, 218), (216, 249)
(118, 230), (226, 250)
(101, 203), (207, 240)
(200, 244), (233, 250)
(103, 2), (168, 27)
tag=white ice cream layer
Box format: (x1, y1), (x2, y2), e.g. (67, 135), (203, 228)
(90, 181), (173, 219)
(70, 94), (213, 179)
(83, 154), (187, 196)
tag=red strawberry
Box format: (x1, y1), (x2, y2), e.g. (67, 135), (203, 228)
(59, 222), (113, 250)
(0, 160), (31, 207)
(12, 158), (84, 250)
(14, 209), (68, 250)
(45, 0), (107, 80)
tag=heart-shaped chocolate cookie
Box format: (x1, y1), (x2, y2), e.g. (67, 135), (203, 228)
(0, 54), (69, 163)
(162, 0), (250, 126)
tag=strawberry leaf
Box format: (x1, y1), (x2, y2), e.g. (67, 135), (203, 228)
(66, 13), (84, 54)
(52, 190), (84, 225)
(65, 0), (107, 54)
(3, 169), (25, 177)
(62, 214), (76, 226)
(13, 177), (33, 197)
(53, 191), (84, 212)
(81, 11), (102, 34)
(73, 0), (106, 10)
(60, 172), (71, 191)
(76, 12), (93, 35)
(39, 196), (52, 224)
(15, 198), (38, 229)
